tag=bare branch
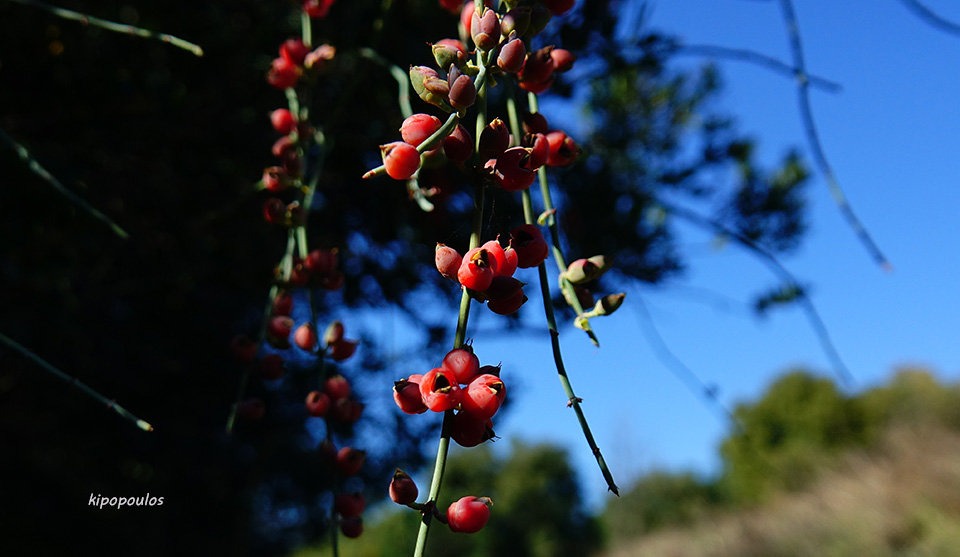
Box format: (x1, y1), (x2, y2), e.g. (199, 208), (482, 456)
(899, 0), (960, 36)
(673, 43), (842, 93)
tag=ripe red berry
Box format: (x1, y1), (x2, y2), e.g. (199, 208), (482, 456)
(272, 291), (294, 316)
(447, 496), (492, 533)
(336, 446), (366, 476)
(267, 56), (300, 89)
(441, 347), (481, 385)
(510, 224), (549, 268)
(339, 516), (363, 538)
(478, 118), (510, 161)
(303, 0), (336, 18)
(435, 243), (463, 280)
(305, 248), (338, 275)
(394, 375), (428, 414)
(487, 285), (528, 315)
(262, 197), (286, 224)
(230, 334), (258, 364)
(328, 338), (358, 361)
(262, 166), (289, 192)
(294, 323), (318, 351)
(390, 468), (419, 505)
(523, 112), (549, 135)
(419, 367), (462, 412)
(380, 141), (421, 180)
(450, 411), (495, 447)
(400, 113), (443, 148)
(543, 0), (575, 16)
(523, 132), (550, 170)
(324, 374), (351, 401)
(493, 147), (536, 191)
(258, 354), (285, 380)
(438, 0), (462, 14)
(267, 316), (294, 348)
(485, 275), (524, 302)
(334, 492), (366, 518)
(461, 374), (506, 420)
(545, 130), (580, 166)
(280, 38), (311, 66)
(331, 398), (364, 424)
(270, 108), (298, 135)
(550, 48), (576, 72)
(305, 390), (331, 417)
(458, 247), (498, 291)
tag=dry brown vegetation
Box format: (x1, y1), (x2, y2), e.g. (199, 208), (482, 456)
(600, 424), (960, 557)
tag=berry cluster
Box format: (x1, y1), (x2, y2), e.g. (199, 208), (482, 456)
(435, 223), (548, 315)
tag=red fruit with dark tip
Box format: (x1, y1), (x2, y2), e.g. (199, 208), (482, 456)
(267, 57), (300, 89)
(546, 130), (580, 166)
(303, 0), (335, 18)
(294, 323), (317, 351)
(328, 338), (358, 361)
(270, 108), (298, 135)
(272, 291), (294, 316)
(510, 224), (549, 268)
(486, 286), (527, 315)
(450, 411), (495, 447)
(498, 37), (527, 73)
(550, 48), (576, 72)
(457, 247), (496, 291)
(380, 141), (421, 180)
(441, 347), (480, 385)
(390, 468), (419, 505)
(481, 239), (511, 276)
(400, 113), (443, 148)
(263, 198), (286, 224)
(523, 112), (549, 135)
(394, 375), (428, 414)
(461, 374), (506, 420)
(447, 496), (492, 533)
(324, 374), (351, 400)
(331, 398), (364, 423)
(523, 132), (550, 170)
(336, 447), (366, 476)
(258, 354), (285, 380)
(305, 248), (338, 274)
(334, 492), (366, 518)
(485, 275), (524, 302)
(230, 334), (258, 364)
(478, 118), (511, 161)
(419, 367), (462, 412)
(267, 316), (294, 347)
(493, 147), (536, 191)
(305, 390), (330, 417)
(435, 243), (463, 280)
(262, 166), (289, 192)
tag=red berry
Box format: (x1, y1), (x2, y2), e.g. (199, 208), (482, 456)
(486, 285), (528, 315)
(331, 398), (364, 423)
(448, 72), (477, 111)
(550, 48), (576, 72)
(258, 354), (285, 380)
(523, 132), (550, 170)
(400, 113), (443, 148)
(447, 496), (492, 533)
(438, 0), (462, 15)
(334, 492), (366, 518)
(497, 37), (527, 73)
(328, 338), (358, 361)
(441, 347), (480, 385)
(519, 47), (555, 85)
(478, 118), (510, 161)
(262, 198), (286, 224)
(523, 112), (549, 135)
(294, 323), (317, 351)
(545, 130), (580, 166)
(485, 275), (524, 302)
(450, 411), (495, 447)
(262, 166), (289, 192)
(471, 8), (501, 51)
(280, 38), (311, 66)
(305, 390), (331, 417)
(336, 446), (366, 476)
(461, 374), (506, 420)
(303, 0), (335, 18)
(380, 142), (421, 180)
(480, 239), (511, 277)
(502, 246), (519, 276)
(419, 367), (462, 412)
(230, 334), (258, 364)
(435, 243), (463, 280)
(510, 224), (549, 268)
(305, 248), (338, 275)
(493, 147), (536, 191)
(389, 468), (419, 505)
(272, 291), (294, 316)
(267, 316), (294, 348)
(442, 123), (474, 163)
(394, 375), (428, 414)
(270, 108), (298, 135)
(457, 247), (497, 291)
(324, 374), (351, 400)
(267, 57), (300, 89)
(543, 0), (575, 16)
(339, 516), (363, 538)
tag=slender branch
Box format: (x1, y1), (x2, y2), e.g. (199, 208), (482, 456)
(0, 331), (153, 431)
(671, 43), (842, 92)
(777, 0), (891, 270)
(7, 0), (203, 56)
(898, 0), (960, 36)
(0, 128), (129, 239)
(358, 48), (413, 119)
(659, 199), (854, 386)
(630, 291), (739, 425)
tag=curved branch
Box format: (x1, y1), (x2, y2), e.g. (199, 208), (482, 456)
(777, 0), (891, 270)
(898, 0), (960, 36)
(673, 43), (842, 93)
(659, 199), (855, 387)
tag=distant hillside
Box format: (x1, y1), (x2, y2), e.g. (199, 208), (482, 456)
(599, 368), (960, 557)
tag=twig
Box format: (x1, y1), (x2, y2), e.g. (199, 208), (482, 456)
(898, 0), (960, 36)
(672, 43), (842, 92)
(7, 0), (203, 56)
(659, 199), (855, 387)
(777, 0), (891, 270)
(358, 48), (413, 119)
(0, 128), (129, 239)
(0, 331), (153, 431)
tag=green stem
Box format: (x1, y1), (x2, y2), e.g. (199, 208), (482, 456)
(8, 0), (203, 56)
(0, 128), (129, 240)
(0, 331), (153, 432)
(520, 188), (619, 495)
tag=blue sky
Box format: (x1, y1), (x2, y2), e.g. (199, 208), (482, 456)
(469, 0), (960, 509)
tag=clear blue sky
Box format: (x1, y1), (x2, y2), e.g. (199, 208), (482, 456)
(465, 0), (960, 509)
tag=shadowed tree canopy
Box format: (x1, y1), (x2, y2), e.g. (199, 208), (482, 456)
(0, 0), (810, 554)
